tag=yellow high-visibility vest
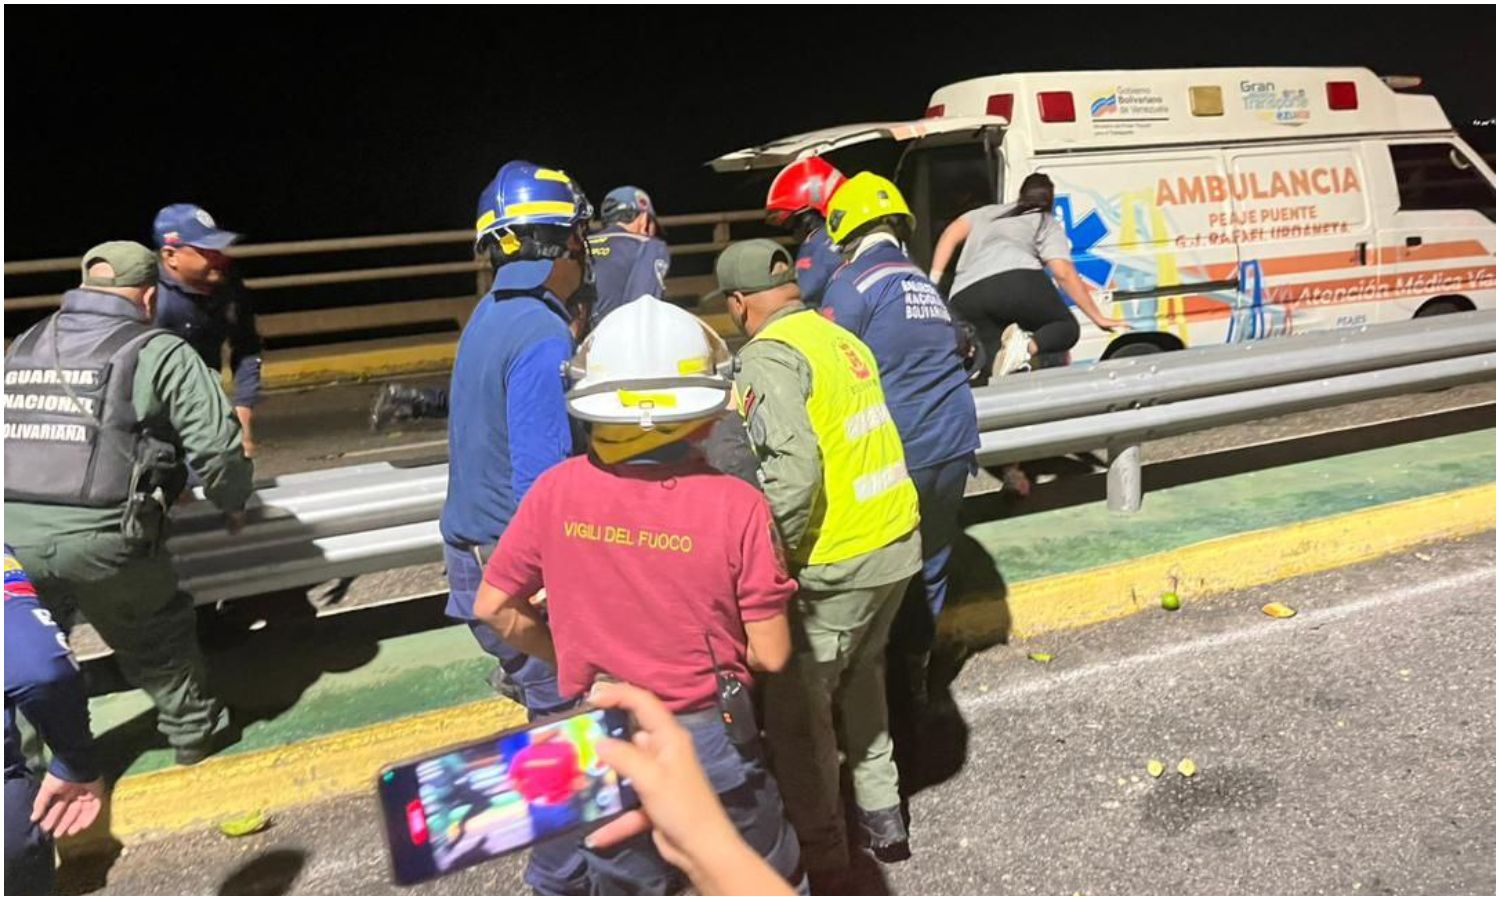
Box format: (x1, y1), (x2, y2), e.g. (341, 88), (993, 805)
(751, 310), (918, 565)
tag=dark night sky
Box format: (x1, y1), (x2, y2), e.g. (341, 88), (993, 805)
(5, 7), (1495, 260)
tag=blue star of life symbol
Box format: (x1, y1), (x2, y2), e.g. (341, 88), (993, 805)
(1052, 196), (1114, 288)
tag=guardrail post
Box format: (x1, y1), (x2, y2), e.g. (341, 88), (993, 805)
(1106, 442), (1143, 514)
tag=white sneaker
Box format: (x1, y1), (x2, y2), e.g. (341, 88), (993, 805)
(994, 324), (1033, 378)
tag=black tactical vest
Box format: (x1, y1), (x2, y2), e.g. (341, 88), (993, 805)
(4, 290), (170, 507)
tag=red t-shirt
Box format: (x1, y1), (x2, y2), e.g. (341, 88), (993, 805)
(509, 739), (581, 805)
(484, 455), (794, 712)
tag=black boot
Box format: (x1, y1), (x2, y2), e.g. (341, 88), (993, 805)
(369, 384), (427, 431)
(487, 664), (525, 704)
(856, 804), (911, 863)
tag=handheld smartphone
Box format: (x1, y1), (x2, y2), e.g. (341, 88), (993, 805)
(377, 706), (638, 886)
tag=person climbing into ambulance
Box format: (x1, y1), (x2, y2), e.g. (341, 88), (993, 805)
(929, 172), (1129, 381)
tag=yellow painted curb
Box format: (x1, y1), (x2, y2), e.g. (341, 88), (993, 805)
(939, 482), (1497, 645)
(256, 341), (459, 390)
(86, 697), (526, 846)
(83, 483), (1493, 846)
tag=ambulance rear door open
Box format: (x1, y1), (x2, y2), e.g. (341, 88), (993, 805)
(710, 115), (1007, 270)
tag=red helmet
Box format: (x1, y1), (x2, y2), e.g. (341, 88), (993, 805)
(765, 156), (847, 226)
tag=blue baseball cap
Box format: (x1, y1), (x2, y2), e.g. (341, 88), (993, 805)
(600, 186), (657, 226)
(152, 204), (241, 250)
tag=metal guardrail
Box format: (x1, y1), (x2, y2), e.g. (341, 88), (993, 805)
(168, 311), (1496, 605)
(3, 211), (781, 330)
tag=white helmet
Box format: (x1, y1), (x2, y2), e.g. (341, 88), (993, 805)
(566, 295), (733, 428)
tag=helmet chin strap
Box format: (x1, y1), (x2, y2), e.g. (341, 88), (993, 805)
(789, 210), (822, 243)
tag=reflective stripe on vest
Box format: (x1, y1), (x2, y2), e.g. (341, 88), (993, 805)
(751, 310), (918, 566)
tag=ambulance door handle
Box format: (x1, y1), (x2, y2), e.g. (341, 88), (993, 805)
(1405, 235), (1423, 248)
(1355, 241), (1368, 266)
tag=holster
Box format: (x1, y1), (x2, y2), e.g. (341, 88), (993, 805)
(120, 435), (183, 555)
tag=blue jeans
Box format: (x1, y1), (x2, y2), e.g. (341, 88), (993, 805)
(442, 542), (586, 894)
(442, 543), (573, 718)
(581, 713), (806, 894)
(891, 455), (972, 654)
(5, 774), (53, 895)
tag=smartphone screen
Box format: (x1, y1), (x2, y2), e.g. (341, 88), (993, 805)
(377, 706), (638, 885)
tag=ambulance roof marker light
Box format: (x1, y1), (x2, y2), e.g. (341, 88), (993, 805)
(1380, 75), (1424, 91)
(1037, 91), (1075, 123)
(924, 104), (946, 119)
(1326, 81), (1359, 111)
(1189, 85), (1224, 117)
(985, 93), (1014, 120)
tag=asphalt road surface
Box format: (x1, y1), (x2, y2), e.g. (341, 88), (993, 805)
(78, 532), (1495, 896)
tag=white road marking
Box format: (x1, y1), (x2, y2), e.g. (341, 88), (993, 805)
(959, 565), (1495, 713)
(341, 438), (448, 458)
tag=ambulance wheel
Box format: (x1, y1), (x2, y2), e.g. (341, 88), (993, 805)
(1106, 341), (1164, 359)
(1414, 298), (1470, 318)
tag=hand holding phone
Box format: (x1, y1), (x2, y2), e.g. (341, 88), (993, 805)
(585, 683), (795, 897)
(377, 705), (638, 885)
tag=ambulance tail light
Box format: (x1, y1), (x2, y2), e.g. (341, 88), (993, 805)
(924, 104), (946, 118)
(1036, 91), (1075, 123)
(985, 93), (1014, 120)
(1326, 81), (1359, 111)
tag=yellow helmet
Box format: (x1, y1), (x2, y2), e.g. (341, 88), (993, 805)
(824, 172), (914, 247)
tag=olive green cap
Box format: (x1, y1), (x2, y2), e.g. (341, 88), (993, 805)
(705, 239), (796, 303)
(80, 241), (158, 288)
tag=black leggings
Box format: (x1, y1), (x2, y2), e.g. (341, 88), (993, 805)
(952, 269), (1080, 370)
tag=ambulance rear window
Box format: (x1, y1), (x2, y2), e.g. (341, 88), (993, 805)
(1390, 144), (1496, 221)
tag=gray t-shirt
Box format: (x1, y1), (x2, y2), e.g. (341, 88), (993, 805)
(951, 202), (1073, 297)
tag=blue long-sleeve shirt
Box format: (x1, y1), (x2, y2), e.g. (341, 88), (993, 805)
(439, 289), (574, 611)
(154, 272), (262, 408)
(796, 226), (843, 308)
(4, 548), (98, 785)
(822, 238), (980, 472)
(586, 225), (671, 326)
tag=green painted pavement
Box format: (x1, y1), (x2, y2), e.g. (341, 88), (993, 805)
(959, 428), (1496, 588)
(91, 623), (498, 778)
(92, 429), (1495, 778)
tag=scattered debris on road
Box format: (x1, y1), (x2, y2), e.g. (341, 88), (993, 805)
(218, 811), (270, 838)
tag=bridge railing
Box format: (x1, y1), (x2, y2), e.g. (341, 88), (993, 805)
(4, 210), (783, 346)
(165, 311), (1497, 604)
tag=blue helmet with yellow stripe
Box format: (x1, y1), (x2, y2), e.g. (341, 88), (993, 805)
(475, 161), (591, 250)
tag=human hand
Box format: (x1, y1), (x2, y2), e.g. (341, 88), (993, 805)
(585, 683), (795, 894)
(584, 683), (740, 870)
(1098, 318), (1132, 333)
(241, 438), (258, 459)
(31, 773), (106, 839)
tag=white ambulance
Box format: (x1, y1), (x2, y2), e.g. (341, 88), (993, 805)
(713, 67), (1496, 361)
